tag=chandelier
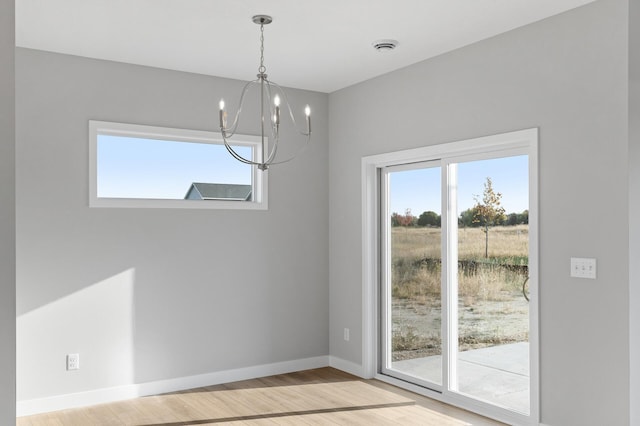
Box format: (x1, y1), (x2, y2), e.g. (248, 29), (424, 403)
(219, 15), (311, 171)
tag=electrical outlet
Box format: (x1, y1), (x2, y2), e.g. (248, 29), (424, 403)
(344, 328), (350, 342)
(67, 353), (80, 371)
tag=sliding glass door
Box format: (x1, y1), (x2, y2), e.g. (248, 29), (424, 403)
(380, 148), (534, 423)
(380, 161), (443, 389)
(452, 156), (530, 414)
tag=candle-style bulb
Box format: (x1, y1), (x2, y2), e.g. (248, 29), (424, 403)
(219, 99), (227, 129)
(273, 95), (281, 126)
(305, 105), (311, 117)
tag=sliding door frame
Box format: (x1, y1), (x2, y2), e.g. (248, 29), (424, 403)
(361, 128), (539, 426)
(379, 160), (444, 392)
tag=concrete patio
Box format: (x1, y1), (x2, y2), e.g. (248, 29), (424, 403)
(393, 342), (530, 414)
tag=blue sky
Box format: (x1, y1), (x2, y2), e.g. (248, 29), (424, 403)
(97, 135), (251, 199)
(389, 155), (529, 216)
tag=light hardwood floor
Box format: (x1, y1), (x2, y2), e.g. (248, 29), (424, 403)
(17, 368), (505, 425)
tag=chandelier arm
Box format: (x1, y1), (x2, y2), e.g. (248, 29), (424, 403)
(262, 80), (280, 164)
(267, 80), (310, 136)
(267, 80), (311, 138)
(262, 133), (312, 166)
(223, 138), (262, 166)
(265, 134), (279, 165)
(262, 79), (310, 165)
(222, 78), (260, 139)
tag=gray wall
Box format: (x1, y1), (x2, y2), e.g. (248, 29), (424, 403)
(0, 0), (16, 422)
(16, 49), (329, 401)
(328, 0), (629, 425)
(630, 0), (639, 423)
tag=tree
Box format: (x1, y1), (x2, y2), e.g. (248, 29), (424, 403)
(459, 207), (479, 228)
(391, 208), (416, 227)
(417, 211), (441, 227)
(518, 210), (529, 225)
(506, 212), (518, 226)
(473, 177), (506, 258)
(391, 212), (400, 227)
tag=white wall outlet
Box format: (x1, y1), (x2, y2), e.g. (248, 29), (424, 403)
(343, 328), (350, 342)
(67, 353), (80, 370)
(570, 257), (597, 279)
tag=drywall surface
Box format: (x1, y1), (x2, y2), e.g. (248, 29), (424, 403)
(329, 0), (629, 425)
(0, 0), (16, 422)
(630, 0), (640, 423)
(16, 49), (329, 402)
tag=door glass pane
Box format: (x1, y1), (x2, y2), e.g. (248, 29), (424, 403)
(455, 156), (530, 414)
(387, 166), (442, 385)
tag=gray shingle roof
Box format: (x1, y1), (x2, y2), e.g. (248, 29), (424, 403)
(185, 183), (252, 201)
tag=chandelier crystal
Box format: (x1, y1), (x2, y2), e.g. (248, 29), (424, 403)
(219, 15), (311, 171)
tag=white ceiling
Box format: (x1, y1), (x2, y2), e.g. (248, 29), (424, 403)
(16, 0), (596, 93)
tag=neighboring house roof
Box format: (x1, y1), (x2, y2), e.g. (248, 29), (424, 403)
(185, 183), (252, 201)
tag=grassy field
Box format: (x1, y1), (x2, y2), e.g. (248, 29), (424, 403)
(391, 224), (528, 261)
(390, 224), (529, 360)
(392, 224), (528, 300)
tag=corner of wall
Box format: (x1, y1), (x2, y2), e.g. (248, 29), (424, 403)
(329, 356), (365, 378)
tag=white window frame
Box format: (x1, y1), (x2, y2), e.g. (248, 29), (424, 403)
(361, 128), (539, 426)
(89, 121), (267, 210)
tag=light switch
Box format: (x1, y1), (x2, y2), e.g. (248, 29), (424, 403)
(570, 257), (597, 279)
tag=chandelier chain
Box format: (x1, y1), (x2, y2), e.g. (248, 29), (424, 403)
(258, 24), (266, 75)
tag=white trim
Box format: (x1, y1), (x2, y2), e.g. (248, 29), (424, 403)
(380, 169), (392, 374)
(528, 133), (540, 423)
(17, 356), (328, 417)
(362, 128), (535, 168)
(361, 158), (379, 379)
(329, 356), (365, 377)
(88, 120), (268, 210)
(362, 128), (540, 426)
(445, 162), (458, 392)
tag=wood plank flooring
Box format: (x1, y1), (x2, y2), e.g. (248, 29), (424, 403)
(17, 368), (505, 425)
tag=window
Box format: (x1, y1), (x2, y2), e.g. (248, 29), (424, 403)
(89, 121), (267, 209)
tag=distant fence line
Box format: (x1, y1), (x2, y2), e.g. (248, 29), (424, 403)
(417, 257), (528, 275)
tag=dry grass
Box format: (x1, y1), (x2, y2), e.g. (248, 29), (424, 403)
(390, 225), (530, 356)
(392, 224), (528, 261)
(391, 225), (528, 301)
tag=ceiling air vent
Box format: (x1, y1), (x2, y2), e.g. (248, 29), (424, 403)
(372, 39), (398, 52)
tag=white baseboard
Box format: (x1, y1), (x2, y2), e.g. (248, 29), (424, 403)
(17, 385), (140, 418)
(17, 355), (330, 417)
(329, 356), (364, 377)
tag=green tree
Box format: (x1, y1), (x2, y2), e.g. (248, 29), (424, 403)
(473, 177), (506, 258)
(417, 211), (441, 227)
(459, 207), (479, 228)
